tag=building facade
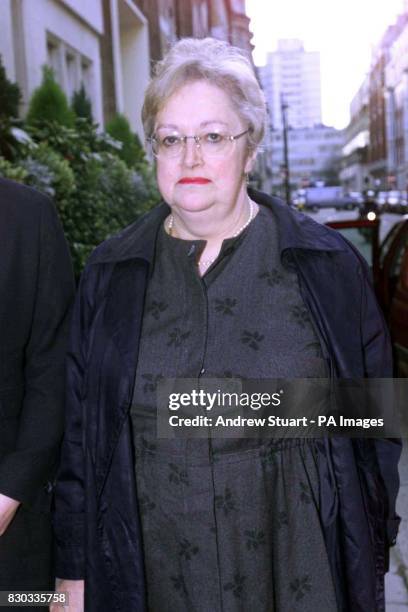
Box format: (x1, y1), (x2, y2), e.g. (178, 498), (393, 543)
(133, 0), (253, 67)
(385, 10), (408, 190)
(259, 39), (322, 130)
(367, 20), (405, 186)
(339, 76), (370, 192)
(0, 0), (150, 138)
(0, 0), (255, 153)
(269, 125), (343, 195)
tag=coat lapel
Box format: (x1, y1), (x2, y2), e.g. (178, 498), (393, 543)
(104, 259), (149, 384)
(95, 260), (149, 499)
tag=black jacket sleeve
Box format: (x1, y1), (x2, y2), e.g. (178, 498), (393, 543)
(52, 264), (99, 579)
(358, 256), (402, 547)
(0, 194), (75, 505)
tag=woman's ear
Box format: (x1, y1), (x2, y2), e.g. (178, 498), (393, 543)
(244, 148), (257, 174)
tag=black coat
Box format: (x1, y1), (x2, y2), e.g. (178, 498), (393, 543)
(0, 178), (75, 590)
(53, 189), (401, 612)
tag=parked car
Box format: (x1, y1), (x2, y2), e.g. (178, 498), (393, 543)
(389, 248), (408, 376)
(325, 216), (408, 376)
(326, 217), (379, 274)
(293, 187), (358, 212)
(378, 217), (408, 312)
(378, 190), (408, 214)
(381, 219), (408, 375)
(347, 191), (364, 205)
(376, 191), (388, 208)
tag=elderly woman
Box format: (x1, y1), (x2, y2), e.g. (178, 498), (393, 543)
(53, 38), (401, 612)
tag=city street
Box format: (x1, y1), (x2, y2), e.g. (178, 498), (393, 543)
(307, 208), (406, 243)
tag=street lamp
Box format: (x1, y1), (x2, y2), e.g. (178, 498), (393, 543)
(281, 95), (291, 206)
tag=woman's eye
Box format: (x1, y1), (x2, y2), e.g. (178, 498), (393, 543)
(162, 135), (180, 147)
(205, 133), (223, 144)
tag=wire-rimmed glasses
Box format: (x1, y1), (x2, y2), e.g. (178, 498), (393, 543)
(147, 129), (250, 159)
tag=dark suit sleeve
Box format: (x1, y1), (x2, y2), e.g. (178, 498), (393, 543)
(358, 258), (402, 547)
(0, 195), (75, 505)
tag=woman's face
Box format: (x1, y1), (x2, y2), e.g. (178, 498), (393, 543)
(154, 80), (255, 217)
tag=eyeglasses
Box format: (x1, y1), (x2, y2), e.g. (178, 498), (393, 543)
(147, 129), (250, 159)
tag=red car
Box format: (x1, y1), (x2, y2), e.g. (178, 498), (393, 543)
(387, 226), (408, 376)
(326, 217), (408, 376)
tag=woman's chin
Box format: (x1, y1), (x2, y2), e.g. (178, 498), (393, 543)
(173, 194), (214, 214)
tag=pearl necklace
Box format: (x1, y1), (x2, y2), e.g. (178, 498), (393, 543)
(167, 200), (255, 268)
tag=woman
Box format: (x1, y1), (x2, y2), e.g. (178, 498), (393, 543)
(53, 38), (401, 612)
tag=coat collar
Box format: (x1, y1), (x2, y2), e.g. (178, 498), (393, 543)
(88, 188), (348, 266)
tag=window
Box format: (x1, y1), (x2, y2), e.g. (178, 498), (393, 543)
(47, 38), (60, 82)
(46, 33), (93, 107)
(66, 52), (76, 100)
(81, 59), (91, 95)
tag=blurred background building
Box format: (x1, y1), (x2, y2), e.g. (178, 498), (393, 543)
(339, 76), (369, 192)
(0, 0), (253, 141)
(385, 10), (408, 191)
(270, 124), (342, 193)
(257, 37), (342, 194)
(342, 4), (408, 192)
(4, 0), (408, 195)
(259, 39), (322, 129)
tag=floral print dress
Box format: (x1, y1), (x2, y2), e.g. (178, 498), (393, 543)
(130, 205), (339, 612)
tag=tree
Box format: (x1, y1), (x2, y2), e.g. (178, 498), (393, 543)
(71, 83), (93, 122)
(26, 66), (75, 127)
(0, 54), (22, 159)
(0, 55), (21, 119)
(105, 113), (145, 168)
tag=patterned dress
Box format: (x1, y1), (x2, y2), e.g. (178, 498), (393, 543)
(130, 205), (339, 612)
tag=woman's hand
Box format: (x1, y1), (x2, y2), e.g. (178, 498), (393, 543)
(0, 493), (21, 535)
(50, 579), (84, 612)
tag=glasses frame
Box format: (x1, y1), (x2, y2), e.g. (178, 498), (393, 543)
(147, 128), (250, 159)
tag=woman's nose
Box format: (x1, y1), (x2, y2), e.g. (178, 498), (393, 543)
(182, 138), (204, 166)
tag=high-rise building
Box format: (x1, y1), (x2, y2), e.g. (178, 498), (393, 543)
(259, 39), (322, 129)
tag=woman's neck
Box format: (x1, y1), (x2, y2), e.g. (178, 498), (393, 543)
(166, 191), (258, 275)
(168, 189), (253, 240)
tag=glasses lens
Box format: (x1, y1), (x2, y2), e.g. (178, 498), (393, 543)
(153, 133), (183, 158)
(201, 132), (230, 157)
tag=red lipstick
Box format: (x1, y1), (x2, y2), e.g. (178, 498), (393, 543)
(178, 177), (211, 184)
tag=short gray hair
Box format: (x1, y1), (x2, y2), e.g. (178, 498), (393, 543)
(142, 37), (266, 150)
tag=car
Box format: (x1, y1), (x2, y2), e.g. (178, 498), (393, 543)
(376, 191), (388, 207)
(389, 248), (408, 376)
(387, 190), (401, 206)
(347, 191), (364, 205)
(326, 217), (380, 274)
(325, 216), (408, 376)
(293, 186), (349, 212)
(377, 217), (408, 312)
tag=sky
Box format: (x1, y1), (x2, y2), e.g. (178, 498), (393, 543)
(245, 0), (405, 129)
